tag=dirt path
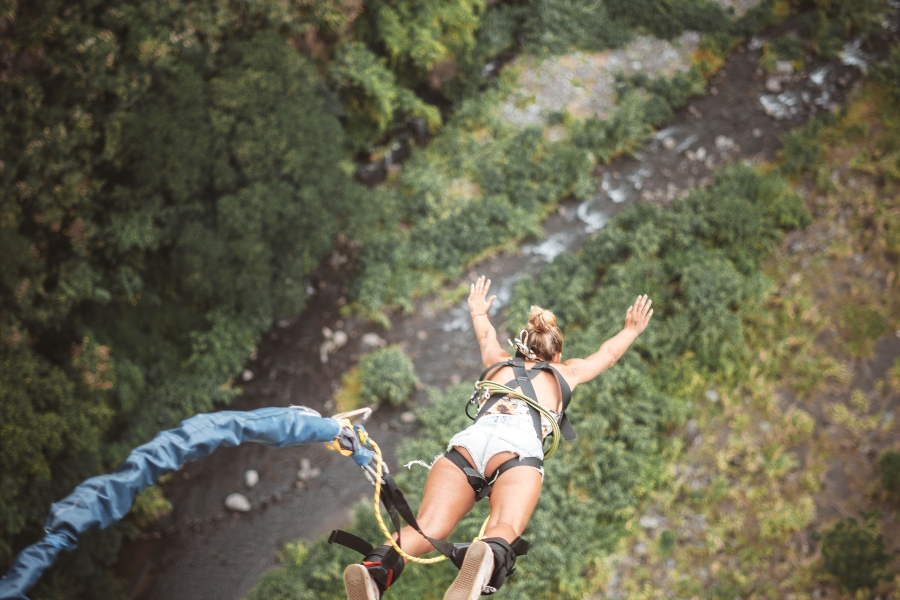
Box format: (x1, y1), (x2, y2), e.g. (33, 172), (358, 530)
(115, 27), (875, 600)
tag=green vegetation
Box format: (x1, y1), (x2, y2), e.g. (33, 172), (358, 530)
(248, 162), (811, 599)
(357, 345), (420, 407)
(591, 50), (900, 600)
(1, 0), (895, 597)
(879, 449), (900, 495)
(815, 512), (892, 593)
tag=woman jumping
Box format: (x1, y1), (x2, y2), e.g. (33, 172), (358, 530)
(343, 275), (653, 600)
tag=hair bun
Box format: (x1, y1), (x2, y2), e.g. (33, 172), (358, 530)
(528, 305), (556, 333)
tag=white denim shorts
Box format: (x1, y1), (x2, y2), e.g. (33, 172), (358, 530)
(446, 414), (545, 480)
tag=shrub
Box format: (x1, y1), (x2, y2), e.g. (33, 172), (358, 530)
(658, 529), (676, 556)
(878, 449), (900, 495)
(356, 345), (420, 407)
(130, 486), (173, 529)
(814, 512), (892, 593)
(840, 304), (887, 358)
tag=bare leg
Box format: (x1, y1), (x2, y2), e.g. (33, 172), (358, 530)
(390, 456), (476, 563)
(482, 459), (542, 542)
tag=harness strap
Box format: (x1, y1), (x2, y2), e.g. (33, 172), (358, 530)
(509, 357), (545, 439)
(329, 530), (374, 556)
(445, 447), (543, 501)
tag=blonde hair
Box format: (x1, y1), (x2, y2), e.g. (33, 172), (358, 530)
(523, 305), (563, 362)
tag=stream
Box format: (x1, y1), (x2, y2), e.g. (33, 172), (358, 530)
(114, 17), (893, 600)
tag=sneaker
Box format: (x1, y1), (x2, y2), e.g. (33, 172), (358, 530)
(443, 540), (494, 600)
(344, 563), (381, 600)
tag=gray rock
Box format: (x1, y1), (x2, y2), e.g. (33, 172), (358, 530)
(225, 493), (251, 512)
(298, 466), (321, 481)
(242, 370), (254, 382)
(765, 77), (782, 93)
(322, 327), (333, 339)
(776, 60), (794, 74)
(635, 541), (647, 555)
(663, 137), (677, 150)
(715, 135), (735, 151)
(695, 147), (707, 161)
(332, 330), (348, 349)
(362, 332), (387, 347)
(685, 419), (699, 442)
(244, 469), (259, 488)
(705, 389), (719, 403)
(760, 421), (772, 433)
(400, 411), (417, 424)
(639, 515), (661, 529)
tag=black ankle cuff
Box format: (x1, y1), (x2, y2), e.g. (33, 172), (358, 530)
(362, 544), (405, 594)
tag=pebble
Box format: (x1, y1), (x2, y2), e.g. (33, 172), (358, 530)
(776, 60), (794, 74)
(417, 330), (427, 340)
(242, 370), (254, 382)
(635, 541), (647, 555)
(695, 147), (706, 161)
(332, 330), (348, 348)
(362, 333), (387, 347)
(765, 77), (782, 93)
(714, 135), (735, 151)
(225, 493), (252, 512)
(705, 389), (719, 403)
(662, 137), (677, 150)
(400, 411), (417, 424)
(760, 421), (772, 433)
(685, 419), (699, 442)
(297, 458), (321, 481)
(244, 470), (259, 488)
(277, 319), (290, 328)
(752, 128), (763, 138)
(639, 516), (661, 529)
(322, 327), (333, 339)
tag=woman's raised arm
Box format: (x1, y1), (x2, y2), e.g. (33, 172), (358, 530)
(563, 294), (653, 385)
(468, 275), (509, 367)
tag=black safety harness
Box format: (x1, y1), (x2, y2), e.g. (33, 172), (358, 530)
(328, 353), (575, 596)
(447, 354), (576, 500)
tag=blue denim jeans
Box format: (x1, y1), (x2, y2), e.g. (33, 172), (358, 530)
(446, 414), (545, 480)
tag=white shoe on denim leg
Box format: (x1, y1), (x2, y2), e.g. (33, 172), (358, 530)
(443, 540), (494, 600)
(344, 563), (381, 600)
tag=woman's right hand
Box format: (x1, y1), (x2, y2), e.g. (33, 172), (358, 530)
(624, 294), (653, 334)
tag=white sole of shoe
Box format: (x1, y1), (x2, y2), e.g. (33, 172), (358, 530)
(344, 564), (379, 600)
(443, 540), (493, 600)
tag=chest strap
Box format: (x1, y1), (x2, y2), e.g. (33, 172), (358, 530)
(473, 356), (576, 441)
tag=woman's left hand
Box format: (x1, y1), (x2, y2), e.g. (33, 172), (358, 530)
(468, 275), (497, 317)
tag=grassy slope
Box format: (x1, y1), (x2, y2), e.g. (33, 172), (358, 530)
(602, 85), (900, 600)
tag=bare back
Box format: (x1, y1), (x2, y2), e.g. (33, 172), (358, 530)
(485, 360), (578, 415)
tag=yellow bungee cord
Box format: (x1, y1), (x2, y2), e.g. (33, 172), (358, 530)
(366, 437), (490, 564)
(331, 368), (564, 566)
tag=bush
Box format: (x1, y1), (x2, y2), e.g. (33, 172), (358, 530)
(814, 512), (892, 593)
(840, 304), (887, 358)
(357, 345), (420, 407)
(878, 449), (900, 495)
(130, 486), (172, 529)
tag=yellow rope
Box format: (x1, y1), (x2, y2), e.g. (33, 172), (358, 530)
(471, 380), (562, 458)
(363, 380), (559, 565)
(369, 439), (491, 564)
